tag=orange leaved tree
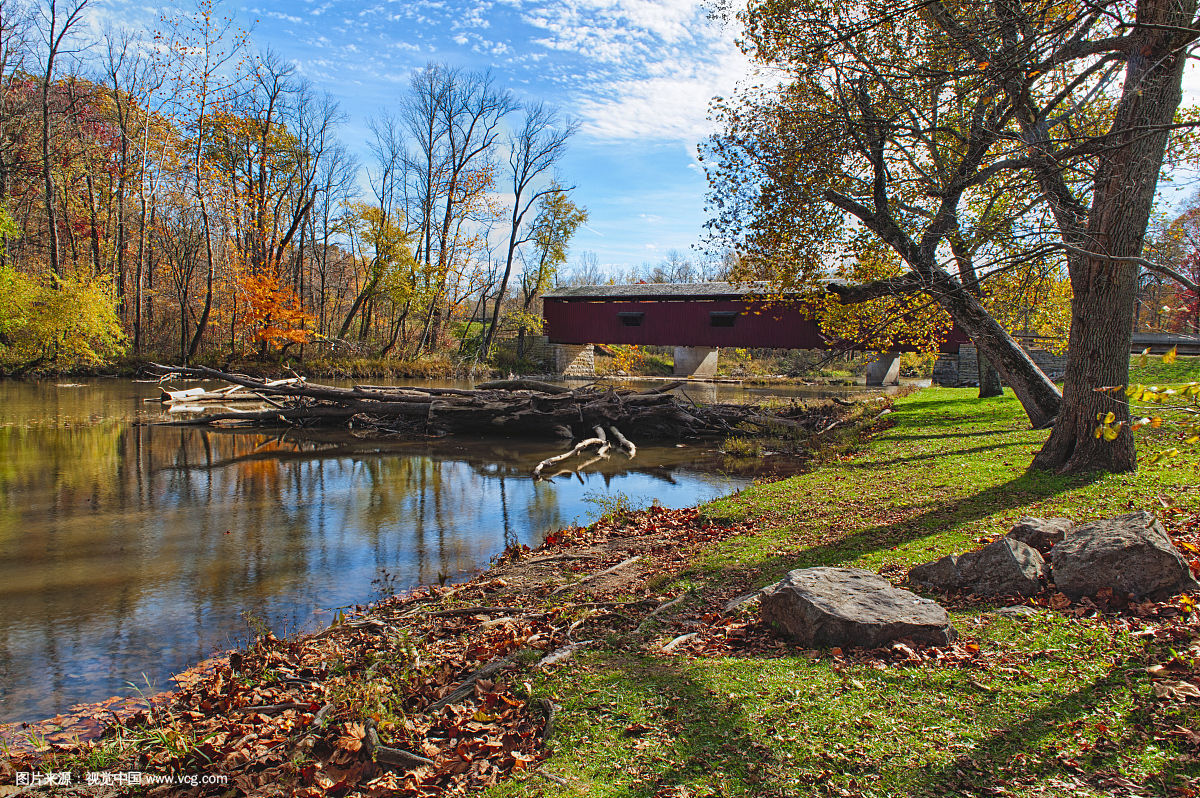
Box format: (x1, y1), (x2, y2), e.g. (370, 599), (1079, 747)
(238, 272), (313, 356)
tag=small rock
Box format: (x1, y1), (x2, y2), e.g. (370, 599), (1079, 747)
(760, 567), (956, 648)
(908, 538), (1047, 596)
(1007, 517), (1074, 553)
(994, 605), (1037, 617)
(907, 553), (962, 592)
(1051, 511), (1200, 600)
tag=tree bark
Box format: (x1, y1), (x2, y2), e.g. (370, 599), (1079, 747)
(950, 237), (1003, 398)
(1033, 269), (1138, 471)
(1029, 0), (1193, 473)
(978, 357), (1002, 398)
(40, 10), (60, 278)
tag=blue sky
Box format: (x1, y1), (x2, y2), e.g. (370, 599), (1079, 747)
(93, 0), (752, 276)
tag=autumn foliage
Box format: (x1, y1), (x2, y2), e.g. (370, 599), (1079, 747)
(238, 272), (313, 351)
(0, 9), (579, 372)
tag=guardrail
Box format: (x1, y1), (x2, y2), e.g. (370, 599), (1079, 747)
(1013, 332), (1200, 356)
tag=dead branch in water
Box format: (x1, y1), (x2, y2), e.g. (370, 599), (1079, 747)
(146, 363), (779, 445)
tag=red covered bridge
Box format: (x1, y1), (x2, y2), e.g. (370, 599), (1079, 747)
(541, 282), (968, 382)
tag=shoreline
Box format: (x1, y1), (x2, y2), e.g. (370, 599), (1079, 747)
(0, 398), (867, 749)
(0, 501), (771, 795)
(3, 384), (1198, 796)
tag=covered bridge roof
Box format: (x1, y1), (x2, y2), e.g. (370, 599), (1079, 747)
(543, 281), (779, 301)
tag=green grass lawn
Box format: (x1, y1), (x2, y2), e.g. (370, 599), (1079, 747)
(1129, 352), (1200, 386)
(489, 375), (1200, 797)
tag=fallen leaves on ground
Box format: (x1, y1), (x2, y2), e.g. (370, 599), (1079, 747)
(0, 506), (753, 797)
(3, 503), (1196, 797)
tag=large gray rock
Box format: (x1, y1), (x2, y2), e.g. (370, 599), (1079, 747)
(1051, 512), (1200, 600)
(1007, 517), (1074, 553)
(908, 538), (1047, 596)
(760, 567), (956, 648)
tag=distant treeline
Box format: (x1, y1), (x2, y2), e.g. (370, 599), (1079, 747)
(0, 0), (611, 370)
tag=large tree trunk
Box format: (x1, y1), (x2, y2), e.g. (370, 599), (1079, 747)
(1031, 0), (1192, 473)
(1033, 269), (1138, 471)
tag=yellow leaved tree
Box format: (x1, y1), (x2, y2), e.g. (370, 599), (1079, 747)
(0, 206), (126, 372)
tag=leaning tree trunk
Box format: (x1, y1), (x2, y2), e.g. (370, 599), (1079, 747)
(829, 267), (1062, 427)
(927, 269), (1061, 426)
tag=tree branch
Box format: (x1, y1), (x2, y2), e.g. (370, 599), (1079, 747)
(825, 272), (928, 303)
(1052, 242), (1200, 293)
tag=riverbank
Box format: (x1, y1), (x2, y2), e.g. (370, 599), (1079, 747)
(3, 380), (1200, 797)
(0, 354), (878, 388)
(0, 354), (473, 382)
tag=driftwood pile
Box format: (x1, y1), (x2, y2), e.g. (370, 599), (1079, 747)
(148, 364), (799, 446)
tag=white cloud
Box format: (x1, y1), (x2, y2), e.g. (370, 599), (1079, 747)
(523, 0), (700, 57)
(515, 0), (754, 145)
(574, 46), (753, 144)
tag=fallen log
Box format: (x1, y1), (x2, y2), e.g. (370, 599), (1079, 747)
(476, 378), (570, 394)
(425, 651), (527, 713)
(608, 425), (636, 458)
(145, 363), (835, 445)
(533, 434), (607, 478)
(550, 555), (641, 595)
(160, 377), (305, 403)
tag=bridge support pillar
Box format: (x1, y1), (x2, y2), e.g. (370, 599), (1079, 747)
(552, 343), (595, 377)
(673, 346), (719, 378)
(865, 351), (901, 386)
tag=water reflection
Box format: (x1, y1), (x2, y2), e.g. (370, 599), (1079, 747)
(0, 380), (755, 722)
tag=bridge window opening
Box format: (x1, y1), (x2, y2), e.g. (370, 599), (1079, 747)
(710, 311), (738, 328)
(618, 312), (645, 327)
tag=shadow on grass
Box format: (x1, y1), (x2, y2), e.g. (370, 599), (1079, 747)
(561, 636), (1180, 797)
(699, 467), (1100, 593)
(887, 428), (1015, 441)
(557, 652), (781, 796)
(844, 439), (1027, 471)
(897, 643), (1176, 797)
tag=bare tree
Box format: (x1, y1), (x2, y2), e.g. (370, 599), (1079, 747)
(159, 0), (247, 361)
(339, 112), (403, 341)
(480, 101), (576, 358)
(0, 0), (33, 251)
(36, 0), (87, 278)
(415, 67), (514, 353)
(560, 250), (605, 286)
(310, 142), (356, 336)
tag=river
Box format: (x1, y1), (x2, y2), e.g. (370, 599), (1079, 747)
(0, 376), (893, 723)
